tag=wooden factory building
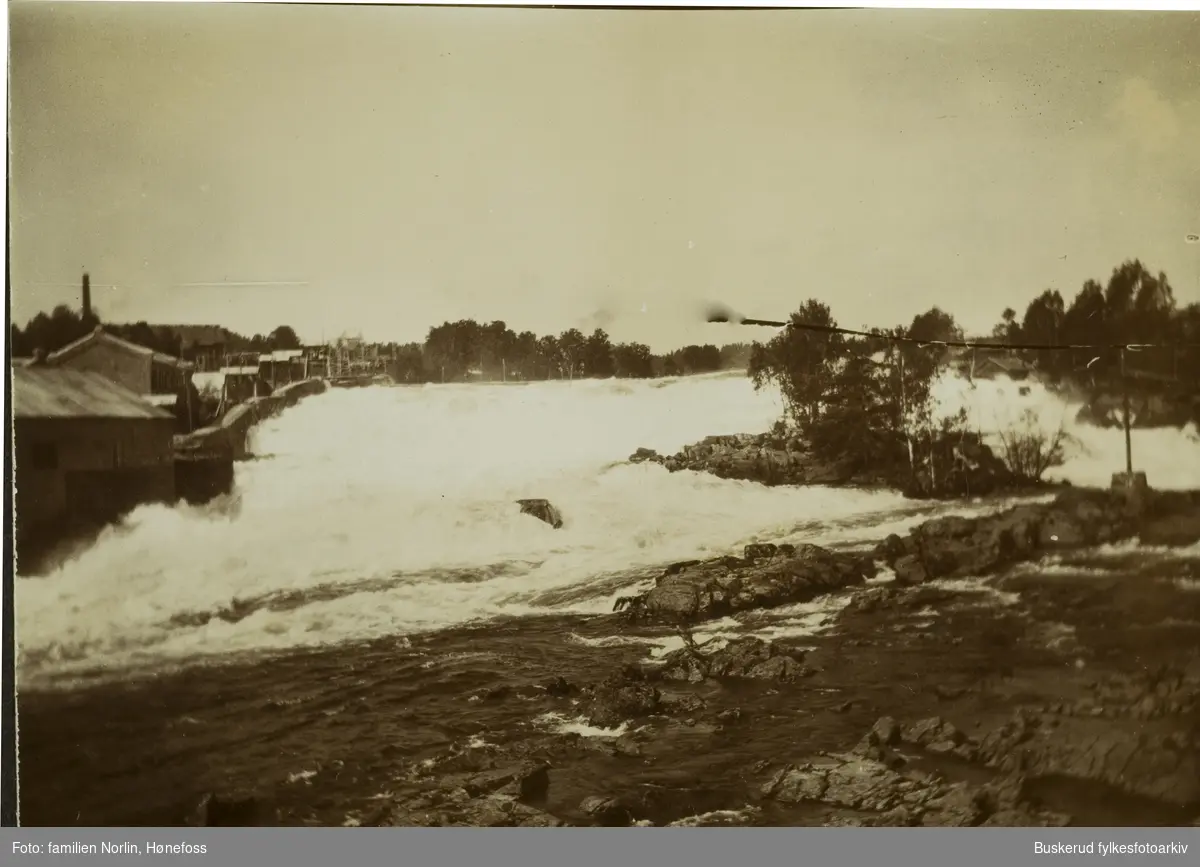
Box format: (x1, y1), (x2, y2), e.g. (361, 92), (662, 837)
(12, 365), (178, 555)
(46, 326), (195, 397)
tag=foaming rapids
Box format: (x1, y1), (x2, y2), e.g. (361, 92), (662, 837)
(15, 370), (1199, 683)
(928, 374), (1200, 490)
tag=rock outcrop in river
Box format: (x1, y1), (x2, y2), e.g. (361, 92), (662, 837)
(516, 499), (564, 529)
(629, 430), (1018, 498)
(613, 542), (877, 625)
(872, 487), (1200, 585)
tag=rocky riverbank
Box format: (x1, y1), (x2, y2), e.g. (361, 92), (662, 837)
(628, 430), (1031, 499)
(611, 485), (1199, 626)
(17, 484), (1200, 828)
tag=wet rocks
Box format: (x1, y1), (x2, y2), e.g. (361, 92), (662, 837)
(872, 489), (1156, 585)
(659, 636), (814, 683)
(373, 761), (560, 827)
(439, 761), (550, 802)
(583, 667), (662, 728)
(516, 499), (564, 529)
(615, 543), (876, 625)
(541, 676), (579, 698)
(666, 806), (763, 826)
(841, 585), (958, 616)
(629, 431), (1017, 498)
(629, 434), (824, 487)
(975, 709), (1200, 807)
(579, 795), (634, 827)
(762, 753), (1066, 827)
(861, 692), (1200, 811)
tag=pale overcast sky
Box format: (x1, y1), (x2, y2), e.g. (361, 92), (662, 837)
(9, 4), (1200, 350)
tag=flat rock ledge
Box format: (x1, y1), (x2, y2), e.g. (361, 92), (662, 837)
(872, 487), (1200, 585)
(614, 542), (876, 625)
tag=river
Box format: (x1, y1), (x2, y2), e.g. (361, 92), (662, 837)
(15, 370), (1200, 688)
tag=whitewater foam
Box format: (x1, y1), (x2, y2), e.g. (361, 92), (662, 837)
(928, 374), (1200, 490)
(15, 370), (1200, 684)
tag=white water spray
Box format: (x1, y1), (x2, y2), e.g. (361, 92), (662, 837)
(15, 370), (1199, 684)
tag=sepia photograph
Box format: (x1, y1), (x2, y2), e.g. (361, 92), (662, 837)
(6, 0), (1200, 832)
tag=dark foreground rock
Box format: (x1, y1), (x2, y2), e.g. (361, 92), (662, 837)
(873, 487), (1200, 585)
(657, 636), (815, 683)
(613, 543), (876, 625)
(516, 499), (564, 529)
(370, 760), (560, 827)
(17, 481), (1200, 828)
(583, 666), (664, 728)
(763, 751), (1068, 827)
(855, 673), (1200, 811)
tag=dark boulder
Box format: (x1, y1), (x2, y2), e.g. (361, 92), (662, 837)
(659, 636), (814, 683)
(516, 499), (564, 529)
(584, 667), (662, 728)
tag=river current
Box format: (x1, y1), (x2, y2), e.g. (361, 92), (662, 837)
(16, 370), (1200, 687)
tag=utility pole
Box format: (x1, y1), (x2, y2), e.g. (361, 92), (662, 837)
(1120, 347), (1133, 476)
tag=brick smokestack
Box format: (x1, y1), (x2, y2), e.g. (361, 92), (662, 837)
(81, 271), (93, 320)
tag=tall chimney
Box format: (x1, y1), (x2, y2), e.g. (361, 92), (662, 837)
(81, 271), (92, 319)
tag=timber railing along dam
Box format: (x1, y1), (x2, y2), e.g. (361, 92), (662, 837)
(174, 377), (330, 504)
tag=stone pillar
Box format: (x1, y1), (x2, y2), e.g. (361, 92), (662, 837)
(1111, 471), (1150, 514)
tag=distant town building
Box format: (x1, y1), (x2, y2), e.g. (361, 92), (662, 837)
(12, 365), (177, 553)
(326, 332), (393, 378)
(258, 349), (307, 387)
(144, 324), (231, 372)
(945, 349), (1037, 382)
(46, 326), (195, 396)
(975, 355), (1036, 381)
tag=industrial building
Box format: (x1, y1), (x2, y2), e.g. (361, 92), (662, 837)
(46, 326), (195, 396)
(12, 365), (178, 564)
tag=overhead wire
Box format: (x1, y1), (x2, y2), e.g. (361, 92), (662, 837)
(729, 317), (1200, 353)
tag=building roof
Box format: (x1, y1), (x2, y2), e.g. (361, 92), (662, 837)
(260, 350), (305, 362)
(983, 355), (1034, 372)
(46, 327), (195, 369)
(12, 366), (175, 420)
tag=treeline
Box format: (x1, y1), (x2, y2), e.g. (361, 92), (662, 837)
(748, 258), (1200, 497)
(390, 319), (752, 382)
(9, 303), (755, 383)
(9, 305), (305, 359)
(983, 259), (1200, 386)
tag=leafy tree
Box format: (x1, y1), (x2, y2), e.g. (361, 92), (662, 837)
(748, 300), (846, 427)
(718, 342), (753, 370)
(673, 344), (722, 374)
(1018, 289), (1066, 379)
(390, 342), (428, 383)
(612, 342), (655, 378)
(991, 308), (1021, 343)
(749, 305), (971, 495)
(268, 325), (302, 350)
(531, 335), (558, 379)
(557, 329), (586, 380)
(582, 328), (615, 378)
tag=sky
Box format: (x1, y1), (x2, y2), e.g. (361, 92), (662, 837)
(9, 4), (1200, 351)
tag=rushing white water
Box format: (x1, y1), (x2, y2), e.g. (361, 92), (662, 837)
(15, 370), (1200, 684)
(929, 373), (1200, 489)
